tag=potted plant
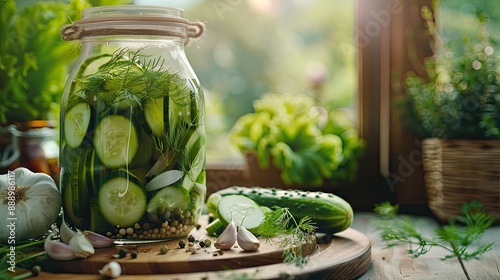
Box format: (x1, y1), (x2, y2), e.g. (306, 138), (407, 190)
(399, 9), (500, 222)
(229, 92), (365, 189)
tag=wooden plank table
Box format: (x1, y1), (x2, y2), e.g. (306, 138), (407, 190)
(351, 212), (500, 280)
(15, 212), (500, 279)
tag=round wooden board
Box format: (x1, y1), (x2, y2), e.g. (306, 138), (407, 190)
(39, 219), (371, 280)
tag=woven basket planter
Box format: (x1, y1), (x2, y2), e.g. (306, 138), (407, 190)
(422, 138), (500, 222)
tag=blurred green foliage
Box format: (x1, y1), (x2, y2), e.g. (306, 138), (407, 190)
(230, 93), (365, 186)
(400, 2), (500, 139)
(182, 0), (356, 159)
(0, 0), (131, 124)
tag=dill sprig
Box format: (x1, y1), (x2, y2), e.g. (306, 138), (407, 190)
(0, 239), (46, 279)
(373, 201), (494, 262)
(256, 207), (317, 268)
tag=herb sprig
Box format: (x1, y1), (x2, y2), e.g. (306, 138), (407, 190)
(373, 201), (494, 264)
(256, 207), (317, 268)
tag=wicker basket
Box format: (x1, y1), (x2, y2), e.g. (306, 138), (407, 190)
(422, 138), (500, 222)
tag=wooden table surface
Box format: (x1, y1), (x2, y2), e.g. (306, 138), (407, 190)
(351, 212), (500, 280)
(17, 212), (500, 279)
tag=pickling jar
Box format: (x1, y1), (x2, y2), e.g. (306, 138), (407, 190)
(59, 6), (206, 242)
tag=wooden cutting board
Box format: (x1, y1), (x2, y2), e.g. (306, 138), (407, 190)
(38, 219), (371, 279)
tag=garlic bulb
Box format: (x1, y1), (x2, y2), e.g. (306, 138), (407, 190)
(214, 221), (237, 250)
(0, 167), (62, 243)
(237, 226), (260, 252)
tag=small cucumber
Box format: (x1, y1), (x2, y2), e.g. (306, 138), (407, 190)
(61, 145), (92, 229)
(216, 195), (265, 233)
(93, 114), (139, 168)
(208, 186), (353, 234)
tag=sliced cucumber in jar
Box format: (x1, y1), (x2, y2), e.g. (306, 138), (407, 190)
(93, 114), (139, 168)
(147, 184), (189, 214)
(98, 170), (147, 228)
(144, 98), (165, 137)
(64, 102), (93, 149)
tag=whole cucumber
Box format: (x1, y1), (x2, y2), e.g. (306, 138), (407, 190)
(207, 186), (353, 234)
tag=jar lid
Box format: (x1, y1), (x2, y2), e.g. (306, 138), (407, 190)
(60, 5), (205, 45)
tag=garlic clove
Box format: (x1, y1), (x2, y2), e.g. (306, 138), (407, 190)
(60, 222), (77, 244)
(214, 220), (237, 250)
(99, 261), (122, 279)
(237, 226), (260, 252)
(44, 235), (77, 261)
(83, 230), (114, 248)
(69, 233), (95, 258)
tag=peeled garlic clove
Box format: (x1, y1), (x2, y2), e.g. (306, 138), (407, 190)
(84, 230), (114, 248)
(99, 261), (121, 279)
(69, 233), (95, 258)
(44, 236), (77, 261)
(214, 221), (237, 250)
(237, 226), (260, 252)
(60, 222), (76, 244)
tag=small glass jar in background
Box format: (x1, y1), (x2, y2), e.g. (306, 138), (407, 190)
(59, 5), (206, 243)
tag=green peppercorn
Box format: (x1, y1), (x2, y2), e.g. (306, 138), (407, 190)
(203, 239), (212, 247)
(159, 246), (169, 254)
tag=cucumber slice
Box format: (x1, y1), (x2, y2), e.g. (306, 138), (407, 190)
(98, 171), (147, 227)
(64, 102), (92, 148)
(216, 195), (265, 232)
(93, 115), (139, 168)
(144, 98), (165, 137)
(77, 54), (113, 78)
(144, 169), (184, 192)
(147, 184), (189, 214)
(206, 218), (224, 236)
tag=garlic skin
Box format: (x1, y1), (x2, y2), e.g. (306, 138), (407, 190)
(84, 230), (114, 248)
(214, 221), (237, 250)
(44, 236), (77, 261)
(237, 226), (260, 252)
(69, 233), (95, 258)
(60, 222), (77, 244)
(99, 261), (122, 279)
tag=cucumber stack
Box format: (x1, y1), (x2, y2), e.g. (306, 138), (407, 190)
(60, 48), (206, 241)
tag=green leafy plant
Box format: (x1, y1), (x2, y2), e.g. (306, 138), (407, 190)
(0, 0), (132, 124)
(0, 0), (90, 124)
(373, 201), (494, 264)
(230, 93), (365, 186)
(399, 7), (500, 139)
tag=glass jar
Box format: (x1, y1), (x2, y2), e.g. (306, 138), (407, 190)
(59, 6), (206, 242)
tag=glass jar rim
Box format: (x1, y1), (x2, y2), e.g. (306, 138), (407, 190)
(60, 5), (205, 44)
(82, 5), (185, 20)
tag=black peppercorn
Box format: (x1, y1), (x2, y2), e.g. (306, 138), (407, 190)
(178, 240), (186, 248)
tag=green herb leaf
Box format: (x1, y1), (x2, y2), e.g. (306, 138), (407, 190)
(256, 207), (317, 268)
(373, 201), (494, 261)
